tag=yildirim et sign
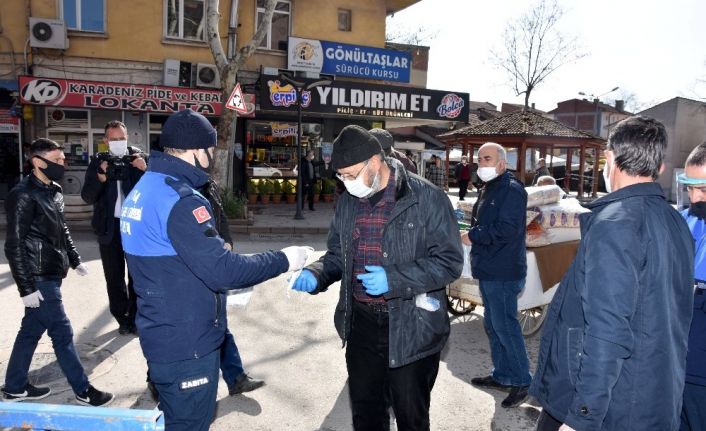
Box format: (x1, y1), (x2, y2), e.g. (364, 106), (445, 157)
(261, 74), (469, 122)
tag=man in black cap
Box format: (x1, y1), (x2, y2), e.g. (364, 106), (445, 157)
(120, 109), (310, 431)
(369, 128), (417, 174)
(292, 124), (462, 430)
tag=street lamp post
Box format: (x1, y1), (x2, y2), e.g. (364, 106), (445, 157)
(278, 73), (332, 220)
(578, 86), (619, 137)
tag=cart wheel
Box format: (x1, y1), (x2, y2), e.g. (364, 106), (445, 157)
(518, 304), (548, 337)
(447, 297), (476, 316)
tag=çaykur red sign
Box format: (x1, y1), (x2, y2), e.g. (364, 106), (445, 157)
(19, 76), (224, 116)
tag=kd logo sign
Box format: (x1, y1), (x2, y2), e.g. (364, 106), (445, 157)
(21, 79), (62, 104)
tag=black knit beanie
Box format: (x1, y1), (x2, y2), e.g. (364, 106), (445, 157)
(332, 125), (382, 170)
(161, 109), (217, 150)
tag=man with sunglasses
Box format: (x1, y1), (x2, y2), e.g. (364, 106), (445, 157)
(677, 142), (706, 431)
(292, 125), (462, 430)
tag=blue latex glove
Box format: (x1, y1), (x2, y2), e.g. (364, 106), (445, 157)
(292, 269), (317, 293)
(356, 265), (389, 296)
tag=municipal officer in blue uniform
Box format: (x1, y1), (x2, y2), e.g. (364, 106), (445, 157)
(120, 109), (309, 431)
(678, 142), (706, 431)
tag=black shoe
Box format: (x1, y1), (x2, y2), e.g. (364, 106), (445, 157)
(309, 207), (315, 211)
(501, 385), (529, 408)
(118, 324), (130, 335)
(2, 384), (51, 402)
(147, 381), (159, 402)
(228, 374), (265, 395)
(76, 385), (114, 407)
(470, 375), (512, 392)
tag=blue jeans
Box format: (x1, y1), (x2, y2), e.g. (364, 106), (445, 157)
(680, 382), (706, 431)
(149, 349), (220, 431)
(220, 329), (244, 386)
(4, 280), (89, 395)
(478, 279), (532, 387)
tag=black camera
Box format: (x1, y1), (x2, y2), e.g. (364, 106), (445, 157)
(94, 152), (138, 181)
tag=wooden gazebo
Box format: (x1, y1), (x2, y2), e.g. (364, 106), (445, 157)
(439, 110), (606, 198)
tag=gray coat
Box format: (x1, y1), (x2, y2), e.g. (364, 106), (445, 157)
(306, 159), (463, 368)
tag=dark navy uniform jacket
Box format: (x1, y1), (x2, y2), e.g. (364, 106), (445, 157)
(683, 209), (706, 387)
(120, 151), (288, 363)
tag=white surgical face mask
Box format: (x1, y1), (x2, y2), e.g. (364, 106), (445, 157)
(603, 159), (612, 193)
(477, 165), (499, 182)
(343, 164), (378, 198)
(109, 140), (128, 156)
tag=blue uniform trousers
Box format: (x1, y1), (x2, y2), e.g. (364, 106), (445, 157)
(149, 349), (220, 431)
(680, 289), (706, 431)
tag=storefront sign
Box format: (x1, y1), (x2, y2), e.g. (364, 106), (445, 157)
(260, 75), (469, 122)
(0, 108), (19, 133)
(288, 37), (411, 83)
(19, 76), (226, 116)
(271, 122), (298, 138)
(268, 80), (311, 108)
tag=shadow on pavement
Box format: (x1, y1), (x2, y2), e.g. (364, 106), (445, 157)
(215, 393), (263, 419)
(318, 381), (352, 431)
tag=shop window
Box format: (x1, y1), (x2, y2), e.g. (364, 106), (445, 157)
(246, 120), (322, 177)
(256, 0), (291, 51)
(338, 9), (351, 32)
(166, 0), (205, 41)
(46, 108), (90, 168)
(62, 0), (105, 33)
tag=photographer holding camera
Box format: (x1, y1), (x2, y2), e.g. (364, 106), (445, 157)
(81, 120), (147, 335)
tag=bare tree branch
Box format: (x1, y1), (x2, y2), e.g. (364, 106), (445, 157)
(490, 0), (587, 108)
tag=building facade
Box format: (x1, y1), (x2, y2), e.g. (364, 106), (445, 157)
(639, 97), (706, 202)
(550, 98), (631, 139)
(0, 0), (468, 199)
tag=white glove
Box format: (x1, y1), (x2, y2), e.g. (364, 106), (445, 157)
(281, 246), (312, 272)
(75, 263), (89, 277)
(22, 291), (44, 308)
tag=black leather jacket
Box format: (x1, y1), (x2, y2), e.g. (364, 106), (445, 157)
(4, 174), (81, 297)
(81, 147), (145, 244)
(306, 159), (463, 368)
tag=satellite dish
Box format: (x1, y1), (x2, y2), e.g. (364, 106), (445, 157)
(32, 21), (53, 42)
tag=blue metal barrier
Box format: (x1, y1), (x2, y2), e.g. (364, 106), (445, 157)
(0, 402), (164, 431)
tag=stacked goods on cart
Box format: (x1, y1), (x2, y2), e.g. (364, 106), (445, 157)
(525, 185), (589, 247)
(456, 200), (475, 223)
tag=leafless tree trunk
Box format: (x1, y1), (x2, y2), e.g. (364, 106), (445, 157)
(491, 0), (586, 109)
(205, 0), (277, 187)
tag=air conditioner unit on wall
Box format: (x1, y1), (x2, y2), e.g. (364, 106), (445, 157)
(29, 17), (69, 50)
(194, 64), (220, 88)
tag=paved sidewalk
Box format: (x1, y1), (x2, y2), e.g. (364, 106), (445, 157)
(0, 200), (336, 236)
(0, 187), (477, 237)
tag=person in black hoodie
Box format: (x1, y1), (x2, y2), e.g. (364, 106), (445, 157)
(3, 138), (114, 407)
(198, 178), (265, 395)
(81, 120), (147, 335)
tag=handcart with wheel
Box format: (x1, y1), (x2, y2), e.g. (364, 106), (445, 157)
(447, 240), (579, 337)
